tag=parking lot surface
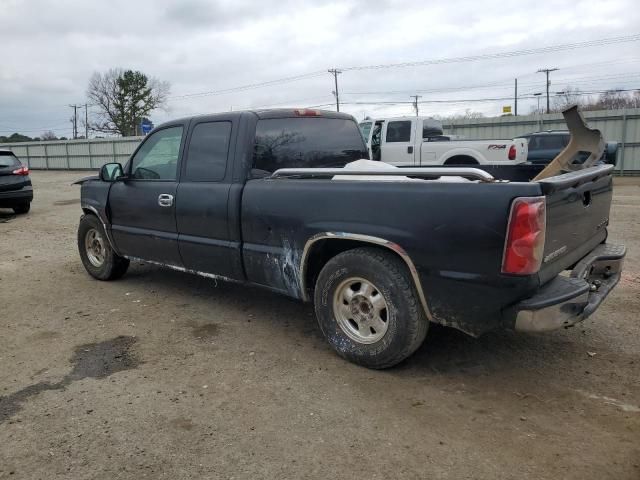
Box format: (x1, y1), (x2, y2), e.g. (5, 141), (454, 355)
(1, 171), (639, 479)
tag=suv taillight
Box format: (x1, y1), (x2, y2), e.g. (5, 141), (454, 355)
(501, 197), (546, 275)
(12, 166), (29, 175)
(508, 144), (517, 160)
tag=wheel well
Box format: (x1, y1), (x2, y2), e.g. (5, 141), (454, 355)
(303, 239), (386, 297)
(444, 155), (478, 165)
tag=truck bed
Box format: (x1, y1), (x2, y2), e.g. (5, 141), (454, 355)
(240, 164), (615, 335)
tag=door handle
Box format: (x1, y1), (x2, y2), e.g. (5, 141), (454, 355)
(158, 194), (174, 207)
(407, 146), (414, 154)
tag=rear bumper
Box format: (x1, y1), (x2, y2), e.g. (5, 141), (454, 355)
(0, 185), (33, 206)
(511, 243), (626, 332)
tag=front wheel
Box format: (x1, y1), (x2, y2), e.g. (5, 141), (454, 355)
(313, 247), (428, 369)
(77, 214), (129, 280)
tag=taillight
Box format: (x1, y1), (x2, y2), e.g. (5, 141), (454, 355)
(508, 144), (517, 160)
(501, 197), (546, 275)
(12, 166), (29, 175)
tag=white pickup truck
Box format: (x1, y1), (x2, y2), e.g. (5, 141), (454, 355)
(359, 116), (528, 166)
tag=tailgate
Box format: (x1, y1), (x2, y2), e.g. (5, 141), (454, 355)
(537, 165), (614, 284)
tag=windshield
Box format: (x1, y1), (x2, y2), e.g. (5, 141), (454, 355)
(253, 117), (369, 173)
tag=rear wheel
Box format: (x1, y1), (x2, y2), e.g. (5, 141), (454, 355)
(78, 214), (129, 280)
(12, 202), (30, 214)
(313, 247), (428, 369)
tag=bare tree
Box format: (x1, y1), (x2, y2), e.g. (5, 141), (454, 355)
(551, 86), (588, 112)
(87, 68), (170, 136)
(591, 89), (640, 110)
(434, 109), (486, 122)
(41, 130), (57, 141)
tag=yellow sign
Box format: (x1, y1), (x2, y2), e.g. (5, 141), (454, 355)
(502, 105), (512, 113)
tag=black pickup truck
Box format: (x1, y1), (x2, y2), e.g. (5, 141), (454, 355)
(76, 109), (625, 368)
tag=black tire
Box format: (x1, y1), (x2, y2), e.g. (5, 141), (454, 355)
(313, 247), (428, 369)
(13, 202), (30, 214)
(77, 214), (129, 280)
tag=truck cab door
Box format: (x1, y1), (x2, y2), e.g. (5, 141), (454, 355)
(176, 117), (244, 280)
(108, 125), (186, 266)
(380, 119), (416, 165)
(358, 120), (373, 158)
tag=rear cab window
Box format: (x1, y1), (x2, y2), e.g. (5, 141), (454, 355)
(528, 134), (569, 151)
(253, 117), (369, 173)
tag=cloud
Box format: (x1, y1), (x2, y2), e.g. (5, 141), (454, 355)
(0, 0), (638, 137)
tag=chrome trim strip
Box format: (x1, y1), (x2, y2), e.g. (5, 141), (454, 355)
(300, 232), (432, 320)
(81, 204), (120, 256)
(271, 167), (495, 182)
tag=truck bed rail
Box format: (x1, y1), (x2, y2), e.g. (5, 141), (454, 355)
(269, 167), (496, 182)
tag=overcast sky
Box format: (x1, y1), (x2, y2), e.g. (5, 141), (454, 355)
(1, 0), (639, 138)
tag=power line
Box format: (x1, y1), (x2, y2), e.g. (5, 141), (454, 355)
(343, 71), (640, 99)
(340, 34), (640, 71)
(334, 88), (639, 106)
(165, 34), (640, 102)
(168, 70), (327, 101)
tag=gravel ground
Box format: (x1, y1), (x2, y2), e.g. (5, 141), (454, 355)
(1, 171), (639, 480)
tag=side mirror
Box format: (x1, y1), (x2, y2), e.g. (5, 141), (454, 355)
(99, 162), (124, 182)
(604, 142), (618, 165)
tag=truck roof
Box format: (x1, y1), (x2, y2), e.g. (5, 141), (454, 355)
(156, 108), (355, 130)
(360, 116), (440, 123)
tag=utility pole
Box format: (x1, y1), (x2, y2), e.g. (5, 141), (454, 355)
(328, 68), (342, 112)
(537, 68), (558, 114)
(514, 78), (518, 116)
(84, 104), (89, 139)
(410, 95), (421, 116)
(69, 104), (81, 139)
(69, 104), (87, 139)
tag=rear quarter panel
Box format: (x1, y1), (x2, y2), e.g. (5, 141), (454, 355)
(241, 178), (542, 335)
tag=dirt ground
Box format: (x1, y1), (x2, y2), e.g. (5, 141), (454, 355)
(1, 171), (639, 480)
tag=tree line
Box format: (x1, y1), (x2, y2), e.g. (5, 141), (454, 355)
(0, 131), (67, 143)
(1, 68), (169, 143)
(532, 88), (640, 114)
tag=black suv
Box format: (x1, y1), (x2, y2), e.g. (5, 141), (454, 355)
(521, 131), (618, 166)
(0, 150), (33, 214)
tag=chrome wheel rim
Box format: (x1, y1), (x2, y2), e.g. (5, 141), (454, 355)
(85, 228), (106, 267)
(333, 277), (389, 344)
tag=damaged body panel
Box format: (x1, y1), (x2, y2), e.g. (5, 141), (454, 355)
(77, 108), (625, 367)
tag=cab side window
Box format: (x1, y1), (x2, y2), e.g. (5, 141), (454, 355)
(131, 126), (183, 180)
(184, 122), (232, 182)
(386, 121), (411, 142)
